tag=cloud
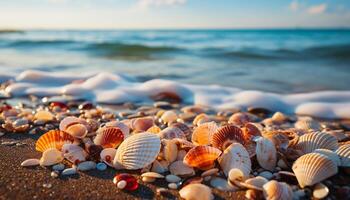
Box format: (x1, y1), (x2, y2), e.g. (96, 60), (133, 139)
(289, 1), (299, 11)
(307, 3), (327, 14)
(137, 0), (187, 8)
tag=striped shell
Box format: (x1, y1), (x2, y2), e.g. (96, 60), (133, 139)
(62, 144), (88, 164)
(263, 180), (293, 200)
(256, 137), (277, 171)
(93, 127), (124, 148)
(100, 148), (117, 167)
(113, 132), (161, 170)
(241, 123), (261, 143)
(158, 127), (186, 140)
(184, 146), (222, 170)
(191, 122), (218, 146)
(292, 153), (338, 188)
(35, 130), (75, 152)
(295, 132), (339, 154)
(212, 124), (245, 150)
(294, 118), (321, 131)
(335, 144), (350, 167)
(104, 121), (130, 138)
(218, 142), (251, 177)
(314, 149), (341, 166)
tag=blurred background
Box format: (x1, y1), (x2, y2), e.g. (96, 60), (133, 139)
(0, 0), (349, 93)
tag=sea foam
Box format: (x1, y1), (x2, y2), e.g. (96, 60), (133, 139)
(3, 70), (350, 119)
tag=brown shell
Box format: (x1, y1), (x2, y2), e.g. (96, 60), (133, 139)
(183, 145), (222, 170)
(146, 125), (161, 134)
(241, 123), (261, 143)
(130, 117), (154, 132)
(228, 112), (251, 126)
(170, 122), (192, 138)
(158, 127), (186, 140)
(211, 124), (245, 150)
(93, 127), (124, 148)
(36, 130), (75, 152)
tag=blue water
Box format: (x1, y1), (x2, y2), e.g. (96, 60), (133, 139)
(0, 29), (349, 93)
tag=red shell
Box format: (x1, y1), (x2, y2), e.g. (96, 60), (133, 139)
(35, 130), (75, 152)
(211, 124), (245, 150)
(50, 102), (68, 110)
(113, 173), (139, 191)
(94, 127), (124, 148)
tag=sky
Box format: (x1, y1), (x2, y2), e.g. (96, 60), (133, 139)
(0, 0), (350, 29)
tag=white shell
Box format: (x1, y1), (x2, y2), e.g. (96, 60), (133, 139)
(244, 176), (268, 189)
(62, 144), (87, 164)
(292, 153), (338, 188)
(179, 183), (214, 200)
(169, 160), (195, 177)
(256, 137), (277, 171)
(162, 139), (178, 163)
(263, 180), (293, 200)
(40, 148), (64, 166)
(100, 148), (117, 167)
(314, 149), (341, 166)
(113, 132), (161, 170)
(218, 142), (251, 177)
(296, 132), (338, 154)
(335, 144), (350, 167)
(21, 158), (40, 167)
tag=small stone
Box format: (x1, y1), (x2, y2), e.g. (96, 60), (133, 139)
(259, 171), (273, 180)
(42, 183), (52, 189)
(313, 183), (329, 199)
(96, 162), (107, 171)
(142, 176), (156, 183)
(51, 171), (59, 178)
(52, 164), (65, 171)
(61, 168), (77, 176)
(77, 161), (96, 171)
(156, 188), (169, 196)
(168, 183), (178, 190)
(210, 177), (235, 191)
(165, 174), (181, 183)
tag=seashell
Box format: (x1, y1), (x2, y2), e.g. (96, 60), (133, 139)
(158, 127), (186, 140)
(193, 113), (210, 126)
(324, 130), (347, 141)
(191, 122), (218, 146)
(292, 153), (338, 188)
(177, 149), (187, 161)
(228, 112), (251, 126)
(94, 127), (124, 148)
(161, 110), (178, 124)
(314, 148), (341, 166)
(65, 123), (88, 139)
(151, 160), (168, 174)
(241, 123), (261, 143)
(100, 148), (117, 167)
(183, 146), (222, 170)
(62, 144), (88, 164)
(40, 148), (64, 166)
(130, 117), (154, 132)
(255, 137), (277, 171)
(169, 160), (195, 176)
(179, 183), (214, 200)
(228, 168), (245, 183)
(77, 161), (96, 171)
(21, 158), (40, 167)
(295, 118), (321, 131)
(168, 183), (178, 189)
(271, 112), (288, 123)
(170, 122), (192, 138)
(259, 171), (273, 180)
(113, 132), (161, 170)
(173, 138), (196, 149)
(165, 174), (181, 183)
(262, 131), (290, 150)
(313, 183), (329, 199)
(212, 124), (245, 150)
(34, 110), (54, 121)
(162, 139), (178, 163)
(335, 144), (350, 167)
(105, 121), (130, 138)
(201, 168), (219, 177)
(141, 172), (164, 179)
(244, 176), (268, 189)
(218, 142), (251, 177)
(146, 125), (161, 134)
(35, 130), (75, 152)
(59, 116), (87, 131)
(295, 131), (339, 154)
(61, 167), (77, 176)
(244, 142), (257, 158)
(263, 180), (293, 200)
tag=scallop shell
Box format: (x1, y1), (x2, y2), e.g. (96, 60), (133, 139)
(212, 124), (245, 150)
(170, 122), (192, 138)
(65, 123), (88, 139)
(40, 148), (64, 166)
(100, 148), (117, 167)
(179, 183), (214, 200)
(295, 132), (339, 154)
(62, 144), (88, 164)
(228, 112), (251, 126)
(35, 130), (75, 152)
(146, 125), (161, 134)
(314, 148), (341, 166)
(218, 142), (251, 177)
(191, 122), (218, 146)
(193, 113), (210, 126)
(104, 121), (130, 138)
(130, 117), (154, 132)
(113, 132), (161, 170)
(183, 145), (222, 170)
(59, 116), (87, 131)
(169, 160), (195, 177)
(94, 127), (124, 148)
(241, 123), (261, 143)
(335, 144), (350, 167)
(158, 127), (186, 140)
(292, 153), (338, 188)
(263, 180), (293, 200)
(255, 137), (277, 171)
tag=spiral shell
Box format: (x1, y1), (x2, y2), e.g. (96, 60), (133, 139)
(211, 124), (245, 151)
(292, 153), (338, 188)
(295, 132), (338, 154)
(263, 180), (293, 200)
(94, 127), (124, 148)
(100, 148), (117, 167)
(218, 142), (251, 177)
(35, 130), (75, 152)
(113, 132), (161, 170)
(191, 122), (218, 146)
(183, 145), (222, 170)
(255, 137), (277, 171)
(335, 144), (350, 167)
(62, 144), (88, 164)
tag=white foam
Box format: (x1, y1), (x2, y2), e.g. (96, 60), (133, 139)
(2, 70), (350, 119)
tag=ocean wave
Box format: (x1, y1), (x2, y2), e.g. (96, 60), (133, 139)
(0, 39), (78, 48)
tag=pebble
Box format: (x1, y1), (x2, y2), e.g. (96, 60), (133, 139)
(259, 171), (273, 180)
(1, 141), (17, 146)
(210, 177), (235, 191)
(142, 176), (156, 183)
(42, 183), (52, 189)
(52, 164), (65, 171)
(156, 187), (169, 196)
(61, 168), (77, 176)
(165, 174), (181, 183)
(77, 161), (96, 171)
(0, 132), (4, 137)
(313, 183), (329, 199)
(51, 171), (59, 178)
(168, 183), (178, 190)
(96, 162), (107, 171)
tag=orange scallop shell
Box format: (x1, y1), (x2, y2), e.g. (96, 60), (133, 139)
(183, 145), (222, 170)
(241, 123), (261, 143)
(211, 125), (245, 150)
(93, 127), (124, 149)
(35, 130), (75, 152)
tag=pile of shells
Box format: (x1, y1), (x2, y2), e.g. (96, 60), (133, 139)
(1, 99), (350, 200)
